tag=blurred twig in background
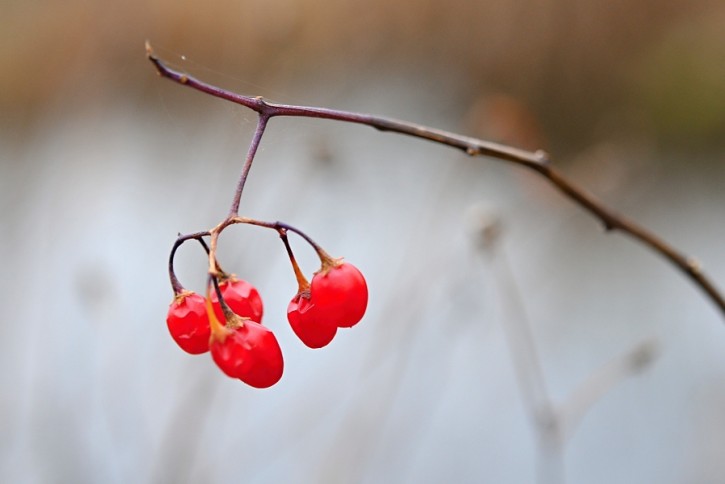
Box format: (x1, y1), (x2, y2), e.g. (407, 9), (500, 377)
(468, 204), (659, 484)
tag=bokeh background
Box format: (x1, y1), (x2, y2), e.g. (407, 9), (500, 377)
(2, 1), (725, 483)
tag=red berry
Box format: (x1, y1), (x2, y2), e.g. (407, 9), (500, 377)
(211, 277), (264, 324)
(287, 293), (337, 348)
(210, 322), (284, 388)
(166, 292), (211, 355)
(310, 261), (368, 328)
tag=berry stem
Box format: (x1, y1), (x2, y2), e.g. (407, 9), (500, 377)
(195, 236), (231, 282)
(205, 276), (228, 341)
(229, 217), (321, 250)
(168, 231), (211, 295)
(202, 224), (244, 326)
(210, 273), (227, 313)
(228, 114), (269, 217)
(279, 229), (310, 293)
(230, 216), (339, 270)
(207, 225), (225, 277)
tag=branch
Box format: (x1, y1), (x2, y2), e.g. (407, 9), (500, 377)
(146, 42), (725, 318)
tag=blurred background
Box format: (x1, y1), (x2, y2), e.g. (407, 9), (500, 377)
(2, 0), (724, 482)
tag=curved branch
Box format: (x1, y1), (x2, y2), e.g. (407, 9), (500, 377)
(146, 42), (725, 317)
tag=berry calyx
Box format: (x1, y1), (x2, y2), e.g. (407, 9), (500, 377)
(211, 276), (264, 323)
(287, 292), (337, 348)
(310, 260), (368, 328)
(166, 291), (211, 354)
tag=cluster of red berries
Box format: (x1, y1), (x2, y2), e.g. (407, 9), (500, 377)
(166, 250), (367, 388)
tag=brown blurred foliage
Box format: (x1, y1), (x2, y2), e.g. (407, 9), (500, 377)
(2, 0), (724, 150)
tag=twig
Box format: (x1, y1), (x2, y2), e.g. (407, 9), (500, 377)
(146, 42), (725, 318)
(228, 115), (268, 216)
(560, 338), (658, 442)
(470, 207), (660, 484)
(482, 233), (565, 484)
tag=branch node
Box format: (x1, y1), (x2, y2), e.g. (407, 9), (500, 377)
(534, 149), (550, 165)
(601, 220), (616, 232)
(254, 96), (266, 109)
(687, 257), (702, 273)
(628, 339), (659, 372)
(466, 146), (480, 156)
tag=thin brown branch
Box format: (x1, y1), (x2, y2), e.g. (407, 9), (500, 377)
(146, 42), (725, 318)
(229, 114), (268, 216)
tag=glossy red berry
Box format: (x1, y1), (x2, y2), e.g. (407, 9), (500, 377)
(166, 292), (211, 354)
(210, 321), (284, 388)
(311, 261), (368, 328)
(287, 293), (337, 348)
(211, 277), (264, 324)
